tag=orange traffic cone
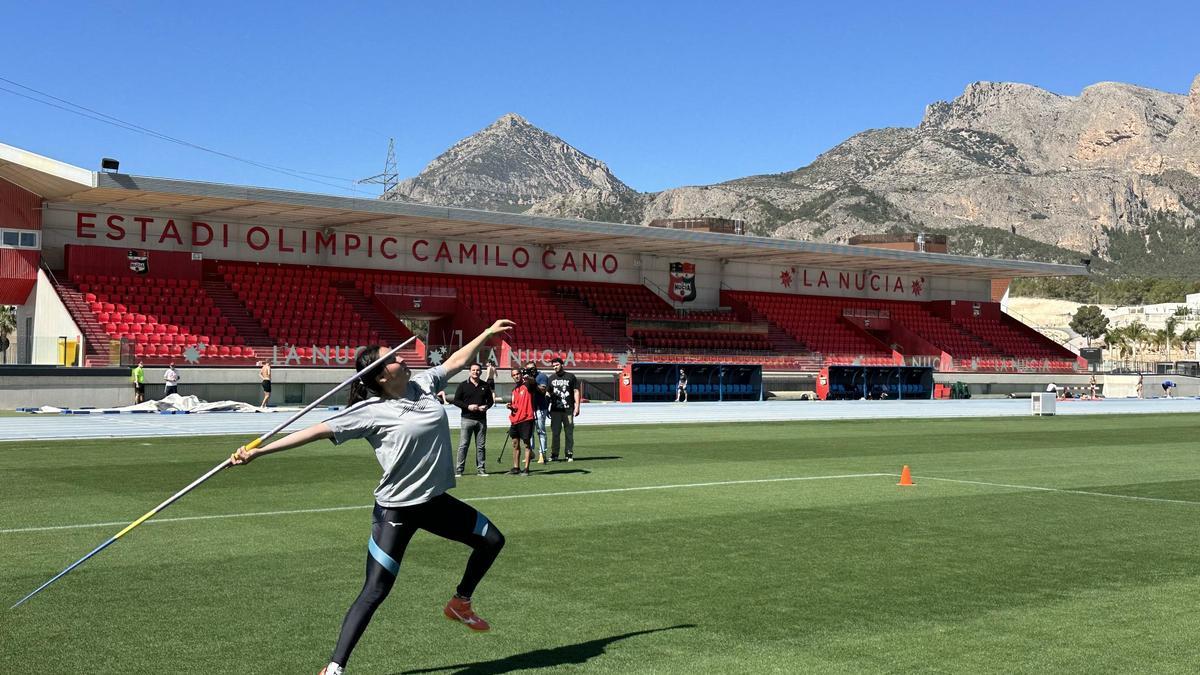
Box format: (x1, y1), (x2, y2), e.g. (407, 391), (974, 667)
(897, 465), (914, 486)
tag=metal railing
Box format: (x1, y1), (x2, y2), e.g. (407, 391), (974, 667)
(1002, 306), (1076, 350)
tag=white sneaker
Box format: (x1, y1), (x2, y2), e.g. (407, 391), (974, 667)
(319, 663), (344, 675)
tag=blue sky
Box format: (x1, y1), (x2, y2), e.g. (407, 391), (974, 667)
(3, 1), (1197, 196)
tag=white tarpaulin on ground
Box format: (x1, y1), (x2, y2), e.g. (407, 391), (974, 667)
(30, 394), (268, 414)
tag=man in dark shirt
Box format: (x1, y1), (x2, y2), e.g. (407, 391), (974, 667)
(453, 363), (495, 476)
(548, 357), (581, 461)
(675, 368), (688, 403)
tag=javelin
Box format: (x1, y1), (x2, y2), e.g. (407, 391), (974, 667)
(11, 337), (418, 609)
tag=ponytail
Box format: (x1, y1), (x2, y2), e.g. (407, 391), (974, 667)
(347, 345), (387, 405)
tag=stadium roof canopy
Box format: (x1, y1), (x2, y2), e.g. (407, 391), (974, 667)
(1, 142), (1086, 280)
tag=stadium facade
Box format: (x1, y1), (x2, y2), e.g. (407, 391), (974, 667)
(0, 142), (1087, 405)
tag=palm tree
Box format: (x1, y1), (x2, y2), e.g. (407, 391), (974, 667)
(1163, 316), (1180, 361)
(0, 305), (16, 364)
(1181, 327), (1200, 359)
(1104, 325), (1131, 365)
(1152, 328), (1170, 360)
(1124, 321), (1150, 366)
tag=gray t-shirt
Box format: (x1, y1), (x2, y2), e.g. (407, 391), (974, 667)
(324, 366), (454, 507)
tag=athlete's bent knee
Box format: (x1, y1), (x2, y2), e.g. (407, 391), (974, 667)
(482, 525), (505, 554)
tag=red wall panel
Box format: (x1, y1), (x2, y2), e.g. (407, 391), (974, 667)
(64, 244), (202, 281)
(0, 179), (41, 231)
(0, 179), (41, 303)
(0, 248), (38, 303)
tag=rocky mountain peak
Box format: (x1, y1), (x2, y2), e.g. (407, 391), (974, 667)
(490, 112), (532, 128)
(382, 75), (1200, 275)
(385, 113), (635, 212)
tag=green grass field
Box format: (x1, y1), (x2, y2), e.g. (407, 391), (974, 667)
(3, 414), (1199, 674)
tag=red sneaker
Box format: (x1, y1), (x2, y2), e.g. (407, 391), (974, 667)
(444, 596), (490, 632)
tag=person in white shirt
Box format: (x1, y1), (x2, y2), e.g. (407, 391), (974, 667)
(163, 363), (180, 397)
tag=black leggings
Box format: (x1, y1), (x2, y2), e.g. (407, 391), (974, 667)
(330, 493), (505, 666)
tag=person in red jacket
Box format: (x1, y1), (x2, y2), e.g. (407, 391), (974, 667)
(506, 367), (536, 475)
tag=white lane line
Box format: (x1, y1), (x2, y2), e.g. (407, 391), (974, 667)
(0, 473), (887, 535)
(916, 475), (1200, 506)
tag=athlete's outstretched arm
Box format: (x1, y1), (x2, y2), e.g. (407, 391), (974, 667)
(443, 319), (514, 378)
(230, 422), (334, 465)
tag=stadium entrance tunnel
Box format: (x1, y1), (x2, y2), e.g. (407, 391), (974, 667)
(817, 365), (934, 400)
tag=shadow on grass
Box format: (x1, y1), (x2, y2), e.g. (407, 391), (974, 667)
(539, 469), (591, 476)
(392, 623), (696, 674)
(559, 456), (621, 462)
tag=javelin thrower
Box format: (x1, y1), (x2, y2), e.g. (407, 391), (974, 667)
(230, 319), (514, 675)
(12, 335), (423, 612)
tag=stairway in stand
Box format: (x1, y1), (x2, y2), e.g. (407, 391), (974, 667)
(48, 274), (113, 366)
(332, 282), (422, 362)
(539, 288), (630, 354)
(760, 317), (809, 354)
(200, 275), (274, 362)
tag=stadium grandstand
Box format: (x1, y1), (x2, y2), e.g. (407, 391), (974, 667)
(0, 142), (1086, 404)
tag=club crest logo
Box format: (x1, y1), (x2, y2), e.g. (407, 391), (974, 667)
(127, 249), (149, 275)
(668, 262), (696, 302)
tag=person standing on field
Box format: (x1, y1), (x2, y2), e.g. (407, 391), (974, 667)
(548, 356), (581, 461)
(131, 361), (145, 404)
(452, 363), (495, 476)
(259, 361), (272, 408)
(230, 319), (515, 675)
(506, 367), (536, 475)
(524, 361), (551, 463)
(675, 368), (688, 403)
(163, 363), (180, 397)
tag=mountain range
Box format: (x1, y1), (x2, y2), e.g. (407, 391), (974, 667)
(385, 76), (1200, 275)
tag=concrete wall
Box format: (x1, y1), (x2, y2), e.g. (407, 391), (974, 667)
(20, 270), (82, 365)
(0, 366), (622, 409)
(937, 373), (1200, 398)
(0, 367), (129, 408)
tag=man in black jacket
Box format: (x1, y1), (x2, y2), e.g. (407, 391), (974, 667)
(453, 363), (495, 476)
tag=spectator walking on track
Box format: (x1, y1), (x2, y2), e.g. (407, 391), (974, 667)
(676, 368), (688, 403)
